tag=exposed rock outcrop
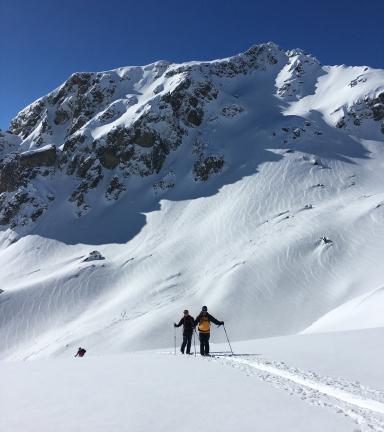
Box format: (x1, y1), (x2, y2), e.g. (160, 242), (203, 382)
(1, 42), (383, 231)
(20, 145), (56, 167)
(83, 250), (104, 261)
(334, 92), (384, 129)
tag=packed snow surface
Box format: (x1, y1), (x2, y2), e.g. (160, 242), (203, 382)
(1, 329), (383, 432)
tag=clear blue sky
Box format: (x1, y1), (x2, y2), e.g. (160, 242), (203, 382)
(1, 0), (383, 131)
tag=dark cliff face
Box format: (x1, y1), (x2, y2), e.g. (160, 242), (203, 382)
(0, 138), (55, 227)
(20, 146), (56, 167)
(1, 42), (383, 231)
(1, 43), (283, 228)
(334, 92), (384, 129)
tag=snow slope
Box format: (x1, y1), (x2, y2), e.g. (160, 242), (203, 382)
(301, 286), (384, 333)
(2, 354), (352, 432)
(0, 43), (384, 361)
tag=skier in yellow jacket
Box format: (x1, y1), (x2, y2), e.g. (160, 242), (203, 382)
(192, 306), (224, 356)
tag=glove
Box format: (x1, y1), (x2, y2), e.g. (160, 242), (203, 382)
(220, 321), (224, 326)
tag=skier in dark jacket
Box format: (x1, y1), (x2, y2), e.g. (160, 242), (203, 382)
(75, 347), (86, 357)
(174, 310), (195, 354)
(192, 306), (223, 356)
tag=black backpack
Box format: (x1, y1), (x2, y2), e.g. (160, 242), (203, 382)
(183, 316), (193, 330)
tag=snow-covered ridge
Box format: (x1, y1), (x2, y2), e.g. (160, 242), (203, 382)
(0, 42), (383, 361)
(1, 42), (383, 226)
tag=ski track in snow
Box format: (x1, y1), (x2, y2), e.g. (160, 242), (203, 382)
(158, 352), (384, 432)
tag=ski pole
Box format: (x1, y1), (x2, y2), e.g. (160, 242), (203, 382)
(193, 330), (196, 357)
(194, 329), (199, 357)
(223, 324), (234, 355)
(174, 325), (176, 355)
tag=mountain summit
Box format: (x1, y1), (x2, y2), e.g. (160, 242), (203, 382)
(1, 42), (383, 235)
(1, 43), (383, 360)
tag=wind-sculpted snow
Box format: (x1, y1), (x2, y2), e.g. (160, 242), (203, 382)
(0, 42), (384, 360)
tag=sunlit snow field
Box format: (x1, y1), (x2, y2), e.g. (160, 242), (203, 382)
(2, 328), (383, 432)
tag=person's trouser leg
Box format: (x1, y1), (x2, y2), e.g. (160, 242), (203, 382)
(181, 337), (187, 353)
(204, 333), (210, 355)
(199, 333), (205, 355)
(186, 334), (192, 354)
(182, 330), (193, 354)
(199, 333), (210, 355)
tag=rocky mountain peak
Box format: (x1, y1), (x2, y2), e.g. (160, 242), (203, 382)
(1, 43), (383, 233)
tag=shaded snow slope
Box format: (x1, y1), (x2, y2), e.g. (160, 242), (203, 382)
(1, 43), (384, 360)
(301, 286), (384, 333)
